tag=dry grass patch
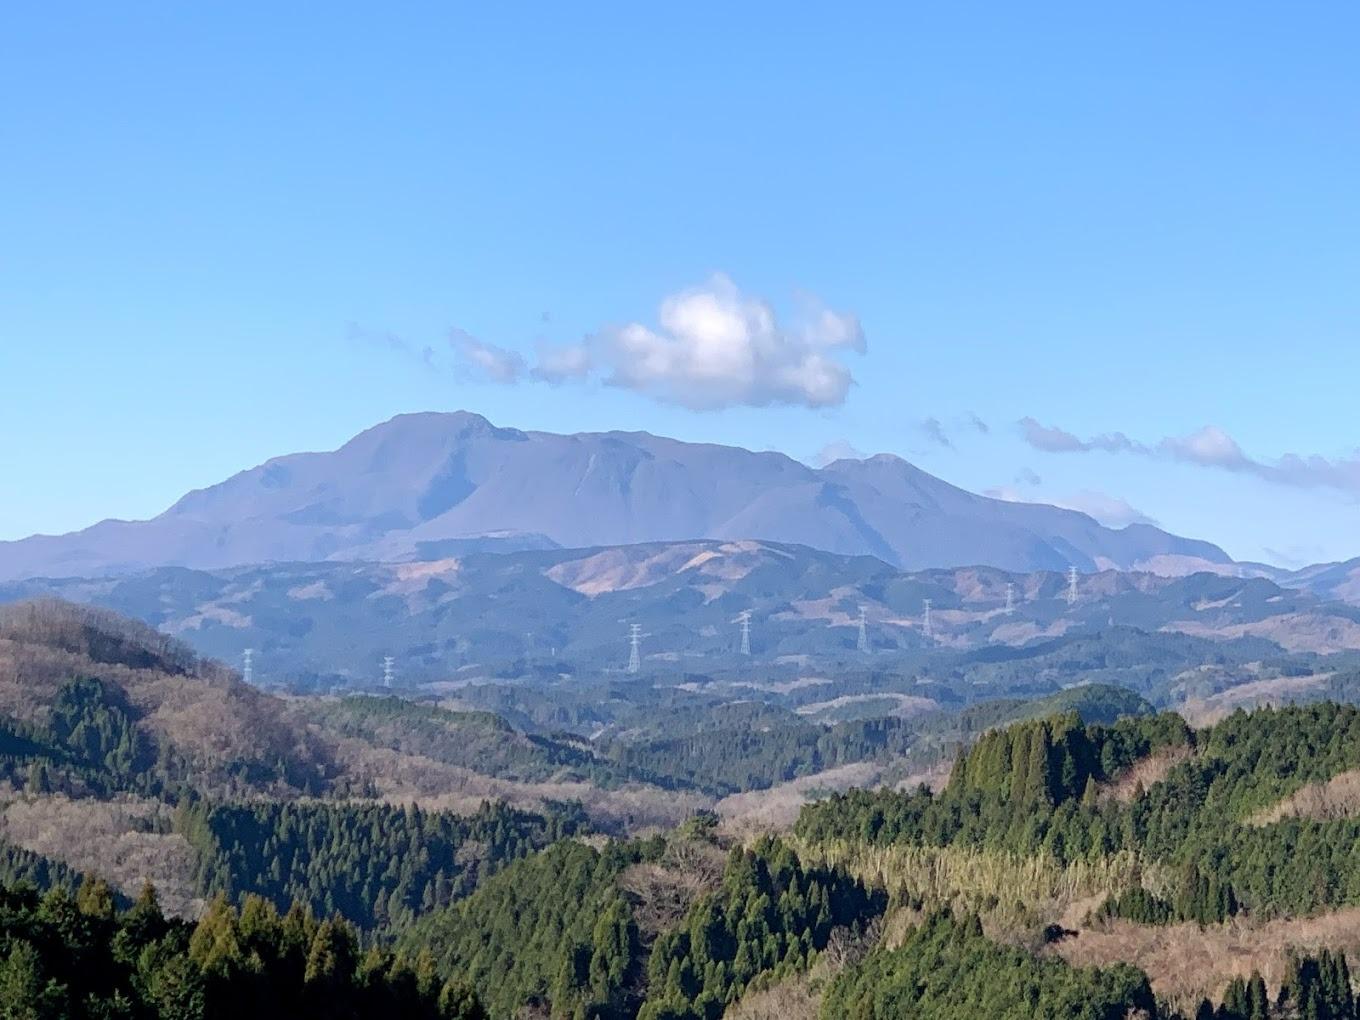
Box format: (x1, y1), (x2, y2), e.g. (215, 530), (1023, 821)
(716, 763), (885, 838)
(619, 838), (727, 939)
(1248, 768), (1360, 825)
(796, 839), (1159, 940)
(333, 738), (710, 831)
(1099, 744), (1196, 804)
(1053, 908), (1360, 1011)
(1179, 672), (1331, 727)
(0, 794), (203, 918)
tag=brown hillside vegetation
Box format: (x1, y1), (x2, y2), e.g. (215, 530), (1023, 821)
(1054, 909), (1360, 1010)
(0, 792), (202, 917)
(1248, 768), (1360, 825)
(0, 599), (335, 795)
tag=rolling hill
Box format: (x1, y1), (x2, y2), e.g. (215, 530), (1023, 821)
(0, 411), (1235, 580)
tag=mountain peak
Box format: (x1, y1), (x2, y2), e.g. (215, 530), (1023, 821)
(0, 412), (1233, 580)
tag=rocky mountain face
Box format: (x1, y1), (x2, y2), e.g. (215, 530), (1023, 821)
(0, 411), (1233, 580)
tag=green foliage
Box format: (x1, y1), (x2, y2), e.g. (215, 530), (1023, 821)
(399, 839), (648, 1019)
(797, 711), (1190, 853)
(609, 713), (918, 796)
(0, 876), (486, 1020)
(819, 909), (1159, 1020)
(0, 678), (171, 798)
(1094, 860), (1238, 926)
(0, 840), (86, 897)
(637, 837), (884, 1020)
(798, 702), (1360, 919)
(1273, 950), (1355, 1020)
(179, 798), (588, 931)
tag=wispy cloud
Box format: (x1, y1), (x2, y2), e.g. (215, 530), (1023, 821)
(348, 323), (436, 372)
(985, 484), (1158, 528)
(450, 329), (526, 384)
(920, 417), (953, 448)
(1017, 418), (1360, 495)
(531, 340), (593, 384)
(811, 439), (865, 467)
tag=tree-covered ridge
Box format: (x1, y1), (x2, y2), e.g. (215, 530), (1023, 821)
(0, 839), (88, 900)
(398, 839), (648, 1020)
(796, 710), (1191, 852)
(819, 909), (1159, 1020)
(0, 877), (486, 1020)
(608, 715), (918, 797)
(305, 695), (635, 786)
(0, 677), (167, 799)
(637, 837), (883, 1020)
(797, 703), (1360, 918)
(178, 798), (589, 932)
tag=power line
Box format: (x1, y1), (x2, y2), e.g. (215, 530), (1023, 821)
(242, 648), (253, 685)
(1005, 582), (1015, 615)
(738, 610), (751, 656)
(1067, 566), (1079, 607)
(382, 655), (394, 689)
(922, 598), (933, 640)
(856, 605), (869, 654)
(627, 624), (641, 674)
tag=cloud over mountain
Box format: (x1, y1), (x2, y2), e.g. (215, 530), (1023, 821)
(444, 276), (866, 410)
(1019, 418), (1360, 495)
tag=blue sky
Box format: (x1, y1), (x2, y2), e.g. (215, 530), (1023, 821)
(2, 3), (1357, 565)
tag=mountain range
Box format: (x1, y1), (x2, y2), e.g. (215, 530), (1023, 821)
(6, 540), (1357, 685)
(0, 411), (1238, 580)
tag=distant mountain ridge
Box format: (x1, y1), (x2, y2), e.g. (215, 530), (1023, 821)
(6, 539), (1356, 684)
(0, 410), (1235, 580)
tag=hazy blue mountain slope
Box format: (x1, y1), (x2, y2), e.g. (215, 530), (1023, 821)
(0, 412), (1233, 580)
(2, 540), (1351, 686)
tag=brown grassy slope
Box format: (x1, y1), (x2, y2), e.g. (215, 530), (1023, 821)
(0, 793), (202, 918)
(1247, 768), (1360, 825)
(0, 599), (335, 796)
(1053, 910), (1360, 1011)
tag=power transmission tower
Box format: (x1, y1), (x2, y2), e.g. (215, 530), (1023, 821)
(382, 656), (395, 689)
(922, 599), (933, 639)
(1005, 582), (1015, 615)
(242, 649), (253, 685)
(627, 624), (641, 674)
(856, 605), (869, 653)
(1067, 566), (1079, 607)
(739, 611), (751, 656)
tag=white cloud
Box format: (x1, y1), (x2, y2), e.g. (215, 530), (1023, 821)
(811, 439), (866, 467)
(984, 484), (1157, 528)
(582, 275), (865, 410)
(1053, 490), (1158, 528)
(450, 329), (525, 384)
(531, 341), (593, 383)
(1017, 418), (1360, 496)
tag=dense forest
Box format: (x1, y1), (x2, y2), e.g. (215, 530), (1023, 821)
(797, 703), (1360, 917)
(0, 877), (486, 1019)
(819, 909), (1158, 1020)
(17, 601), (1360, 1017)
(178, 799), (590, 931)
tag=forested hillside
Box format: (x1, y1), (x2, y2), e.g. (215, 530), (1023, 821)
(13, 600), (1360, 1016)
